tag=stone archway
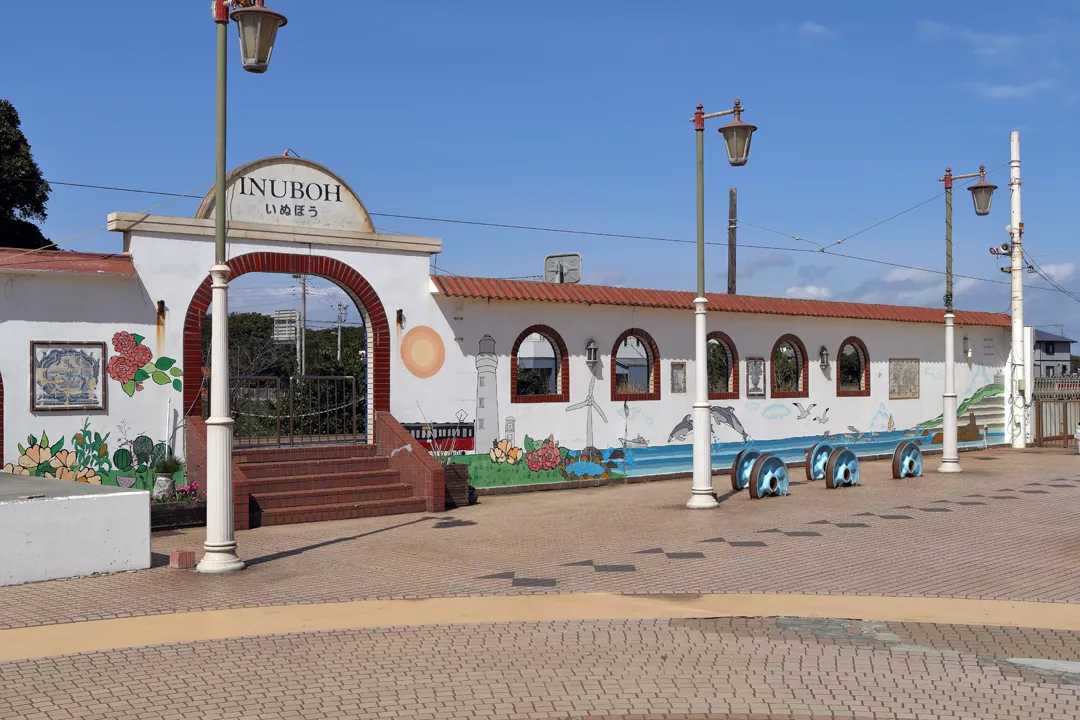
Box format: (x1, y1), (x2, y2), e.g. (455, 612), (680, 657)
(181, 252), (391, 428)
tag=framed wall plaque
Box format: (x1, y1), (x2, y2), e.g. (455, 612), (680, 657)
(888, 358), (920, 400)
(746, 357), (766, 398)
(31, 341), (108, 412)
(670, 362), (687, 393)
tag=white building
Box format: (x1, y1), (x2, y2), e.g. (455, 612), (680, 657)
(0, 156), (1025, 523)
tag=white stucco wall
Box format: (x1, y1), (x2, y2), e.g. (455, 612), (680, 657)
(0, 271), (165, 467)
(0, 487), (150, 586)
(389, 296), (1010, 455)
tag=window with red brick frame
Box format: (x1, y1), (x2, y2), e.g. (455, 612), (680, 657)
(836, 336), (870, 397)
(770, 333), (809, 399)
(706, 331), (739, 400)
(509, 325), (570, 404)
(611, 328), (661, 402)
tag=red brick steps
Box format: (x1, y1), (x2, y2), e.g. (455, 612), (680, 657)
(232, 442), (429, 529)
(255, 497), (428, 526)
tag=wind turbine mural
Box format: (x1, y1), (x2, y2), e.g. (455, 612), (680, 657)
(566, 373), (608, 448)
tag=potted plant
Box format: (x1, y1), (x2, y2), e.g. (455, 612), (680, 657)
(152, 456), (184, 500)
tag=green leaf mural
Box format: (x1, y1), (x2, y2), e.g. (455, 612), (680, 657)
(121, 380), (136, 397)
(134, 369), (149, 382)
(155, 357), (176, 371)
(169, 367), (183, 377)
(173, 379), (183, 392)
(152, 371), (171, 385)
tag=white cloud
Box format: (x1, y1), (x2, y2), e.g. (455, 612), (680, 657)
(584, 268), (629, 287)
(798, 21), (832, 39)
(1043, 262), (1076, 283)
(958, 29), (1024, 61)
(963, 78), (1055, 101)
(741, 251), (794, 279)
(882, 267), (935, 283)
(786, 285), (832, 300)
(916, 20), (950, 41)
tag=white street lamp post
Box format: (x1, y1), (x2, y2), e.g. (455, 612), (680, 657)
(198, 0), (287, 574)
(687, 100), (756, 509)
(937, 164), (996, 474)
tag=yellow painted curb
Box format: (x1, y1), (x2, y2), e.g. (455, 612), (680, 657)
(2, 593), (1079, 663)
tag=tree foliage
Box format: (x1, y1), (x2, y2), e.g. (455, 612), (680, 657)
(0, 99), (52, 250)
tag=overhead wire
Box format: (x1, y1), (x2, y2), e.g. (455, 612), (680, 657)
(4, 170), (1078, 303)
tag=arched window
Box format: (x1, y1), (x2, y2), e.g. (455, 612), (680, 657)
(611, 328), (661, 401)
(707, 331), (739, 400)
(836, 336), (870, 397)
(510, 325), (570, 403)
(770, 334), (809, 398)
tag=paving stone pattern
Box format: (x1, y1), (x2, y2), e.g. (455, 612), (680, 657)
(1, 449), (1080, 631)
(3, 617), (1080, 719)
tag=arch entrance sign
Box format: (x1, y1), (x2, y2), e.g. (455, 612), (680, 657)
(194, 156), (376, 233)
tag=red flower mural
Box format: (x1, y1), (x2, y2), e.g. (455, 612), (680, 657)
(105, 331), (184, 397)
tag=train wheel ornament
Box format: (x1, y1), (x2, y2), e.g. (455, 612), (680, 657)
(891, 440), (923, 478)
(804, 441), (833, 482)
(731, 449), (763, 491)
(825, 446), (861, 489)
(748, 453), (790, 499)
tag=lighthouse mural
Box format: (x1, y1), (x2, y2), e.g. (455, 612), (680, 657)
(474, 334), (499, 453)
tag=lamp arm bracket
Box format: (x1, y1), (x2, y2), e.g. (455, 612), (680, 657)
(938, 169), (986, 183)
(689, 108), (740, 123)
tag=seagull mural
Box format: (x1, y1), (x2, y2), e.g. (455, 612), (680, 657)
(846, 425), (868, 442)
(668, 406), (751, 444)
(813, 407), (830, 424)
(793, 402), (817, 420)
(566, 373), (608, 448)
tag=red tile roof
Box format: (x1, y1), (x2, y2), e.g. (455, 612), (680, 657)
(431, 275), (1011, 328)
(0, 249), (136, 277)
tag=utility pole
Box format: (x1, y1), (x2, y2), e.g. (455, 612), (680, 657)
(727, 188), (737, 294)
(293, 273), (307, 375)
(336, 303), (347, 362)
(1008, 130), (1027, 449)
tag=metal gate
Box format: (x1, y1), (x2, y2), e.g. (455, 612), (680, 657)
(209, 375), (365, 447)
(1032, 375), (1080, 448)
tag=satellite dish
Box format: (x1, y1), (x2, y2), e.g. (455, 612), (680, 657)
(544, 253), (582, 284)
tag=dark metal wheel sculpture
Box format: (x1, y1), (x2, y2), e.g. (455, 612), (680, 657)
(825, 446), (860, 489)
(804, 441), (833, 482)
(748, 452), (790, 499)
(731, 448), (763, 491)
(891, 440), (923, 478)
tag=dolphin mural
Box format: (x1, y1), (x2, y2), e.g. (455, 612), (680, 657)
(667, 406), (751, 444)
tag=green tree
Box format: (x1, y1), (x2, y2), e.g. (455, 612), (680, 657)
(707, 339), (730, 393)
(0, 99), (52, 250)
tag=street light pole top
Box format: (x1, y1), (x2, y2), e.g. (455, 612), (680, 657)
(719, 98), (756, 167)
(229, 0), (288, 74)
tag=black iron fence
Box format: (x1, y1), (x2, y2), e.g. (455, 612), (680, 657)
(205, 375), (365, 447)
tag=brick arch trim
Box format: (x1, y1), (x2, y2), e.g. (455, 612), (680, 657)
(770, 333), (809, 399)
(836, 335), (871, 398)
(611, 327), (661, 402)
(181, 252), (390, 418)
(706, 330), (740, 400)
(510, 324), (570, 404)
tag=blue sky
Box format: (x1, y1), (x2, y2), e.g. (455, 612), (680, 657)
(2, 1), (1078, 332)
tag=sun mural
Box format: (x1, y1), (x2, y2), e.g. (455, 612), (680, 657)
(400, 326), (445, 379)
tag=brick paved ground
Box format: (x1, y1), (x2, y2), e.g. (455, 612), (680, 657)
(1, 447), (1078, 629)
(2, 446), (1080, 719)
(3, 617), (1080, 719)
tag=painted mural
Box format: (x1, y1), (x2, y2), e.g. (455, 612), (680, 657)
(400, 326), (446, 379)
(3, 417), (185, 492)
(106, 331), (183, 397)
(31, 342), (107, 411)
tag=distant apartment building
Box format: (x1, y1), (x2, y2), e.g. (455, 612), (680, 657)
(1033, 329), (1075, 377)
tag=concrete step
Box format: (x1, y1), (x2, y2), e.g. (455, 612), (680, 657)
(237, 469), (402, 494)
(251, 483), (414, 510)
(237, 455), (389, 478)
(254, 497), (428, 527)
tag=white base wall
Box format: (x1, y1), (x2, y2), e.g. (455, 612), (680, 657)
(0, 490), (150, 587)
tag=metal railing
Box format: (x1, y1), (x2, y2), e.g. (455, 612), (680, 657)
(207, 375), (364, 447)
(1033, 374), (1080, 400)
(288, 375), (362, 445)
